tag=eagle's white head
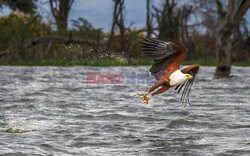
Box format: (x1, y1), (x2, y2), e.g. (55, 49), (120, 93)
(169, 70), (193, 86)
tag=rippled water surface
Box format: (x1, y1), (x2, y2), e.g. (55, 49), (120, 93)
(0, 66), (250, 155)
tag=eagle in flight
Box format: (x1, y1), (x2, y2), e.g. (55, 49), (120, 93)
(135, 38), (199, 106)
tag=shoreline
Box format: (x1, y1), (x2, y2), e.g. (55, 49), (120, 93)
(0, 58), (249, 66)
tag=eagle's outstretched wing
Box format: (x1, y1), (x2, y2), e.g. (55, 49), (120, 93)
(141, 38), (188, 80)
(175, 65), (200, 106)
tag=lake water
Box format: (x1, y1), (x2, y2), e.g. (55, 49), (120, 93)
(0, 66), (250, 155)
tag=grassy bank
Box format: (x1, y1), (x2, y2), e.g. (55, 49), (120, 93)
(0, 58), (249, 66)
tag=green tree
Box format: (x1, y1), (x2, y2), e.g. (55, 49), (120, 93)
(49, 0), (74, 34)
(0, 0), (37, 13)
(215, 0), (250, 77)
(153, 0), (180, 41)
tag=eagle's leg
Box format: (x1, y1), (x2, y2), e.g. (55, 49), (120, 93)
(148, 82), (162, 93)
(140, 86), (169, 104)
(139, 86), (169, 104)
(152, 86), (169, 96)
(134, 81), (165, 104)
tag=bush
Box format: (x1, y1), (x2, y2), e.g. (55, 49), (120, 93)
(0, 11), (51, 51)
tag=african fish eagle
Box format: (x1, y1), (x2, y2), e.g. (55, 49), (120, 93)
(134, 38), (200, 106)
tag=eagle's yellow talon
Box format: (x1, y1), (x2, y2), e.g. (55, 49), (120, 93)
(134, 93), (152, 104)
(143, 95), (152, 104)
(134, 93), (147, 99)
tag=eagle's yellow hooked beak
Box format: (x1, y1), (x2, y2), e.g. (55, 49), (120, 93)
(186, 74), (193, 79)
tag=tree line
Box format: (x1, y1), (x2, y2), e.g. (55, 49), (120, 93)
(0, 0), (249, 76)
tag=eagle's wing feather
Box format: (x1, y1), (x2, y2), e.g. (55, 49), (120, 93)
(175, 65), (200, 106)
(141, 38), (188, 80)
